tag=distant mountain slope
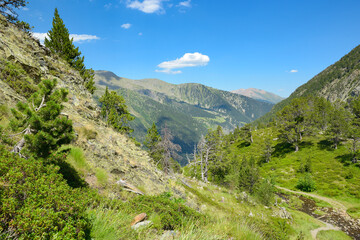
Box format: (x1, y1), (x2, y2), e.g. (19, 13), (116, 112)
(231, 88), (284, 104)
(256, 44), (360, 124)
(94, 71), (274, 164)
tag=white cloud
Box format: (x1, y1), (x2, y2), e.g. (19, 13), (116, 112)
(21, 7), (29, 11)
(32, 33), (100, 44)
(177, 0), (191, 8)
(121, 23), (132, 29)
(156, 52), (210, 74)
(126, 0), (167, 14)
(70, 34), (100, 42)
(290, 69), (298, 73)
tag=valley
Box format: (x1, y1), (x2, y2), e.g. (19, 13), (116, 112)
(0, 1), (360, 240)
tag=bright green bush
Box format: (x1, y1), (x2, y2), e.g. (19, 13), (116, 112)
(0, 146), (89, 239)
(296, 173), (316, 192)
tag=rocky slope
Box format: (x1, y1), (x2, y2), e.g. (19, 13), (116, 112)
(0, 14), (169, 196)
(231, 88), (284, 104)
(94, 70), (274, 163)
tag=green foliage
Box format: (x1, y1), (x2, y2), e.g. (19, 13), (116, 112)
(126, 194), (204, 230)
(0, 146), (89, 239)
(144, 122), (163, 163)
(238, 157), (260, 194)
(0, 59), (38, 98)
(45, 8), (96, 94)
(256, 177), (275, 206)
(95, 168), (108, 187)
(99, 87), (134, 134)
(298, 157), (312, 173)
(9, 79), (74, 158)
(296, 173), (316, 192)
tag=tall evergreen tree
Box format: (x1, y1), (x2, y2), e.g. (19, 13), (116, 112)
(144, 122), (163, 162)
(99, 87), (134, 133)
(45, 8), (95, 94)
(9, 79), (74, 158)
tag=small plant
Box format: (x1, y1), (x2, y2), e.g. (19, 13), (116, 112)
(81, 127), (98, 140)
(296, 173), (316, 192)
(95, 168), (108, 187)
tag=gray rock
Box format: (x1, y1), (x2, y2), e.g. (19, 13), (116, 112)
(131, 220), (152, 230)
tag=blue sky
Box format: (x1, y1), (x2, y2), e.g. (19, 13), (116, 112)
(18, 0), (360, 97)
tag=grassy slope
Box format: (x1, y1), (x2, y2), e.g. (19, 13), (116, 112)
(229, 127), (360, 218)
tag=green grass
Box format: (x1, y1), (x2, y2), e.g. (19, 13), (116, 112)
(66, 146), (90, 175)
(229, 129), (360, 210)
(95, 168), (108, 187)
(317, 230), (352, 240)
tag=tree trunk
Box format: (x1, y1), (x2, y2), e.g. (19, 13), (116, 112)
(295, 144), (299, 152)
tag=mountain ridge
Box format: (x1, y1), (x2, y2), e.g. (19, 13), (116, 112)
(231, 88), (284, 104)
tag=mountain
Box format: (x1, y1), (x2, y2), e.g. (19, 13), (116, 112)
(94, 71), (274, 164)
(256, 44), (360, 124)
(231, 88), (284, 104)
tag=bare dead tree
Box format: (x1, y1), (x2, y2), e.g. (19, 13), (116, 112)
(158, 125), (181, 174)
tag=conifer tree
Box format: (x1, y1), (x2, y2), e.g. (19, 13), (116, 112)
(277, 97), (311, 152)
(144, 122), (163, 162)
(326, 101), (350, 149)
(45, 8), (96, 94)
(99, 87), (134, 133)
(9, 79), (74, 158)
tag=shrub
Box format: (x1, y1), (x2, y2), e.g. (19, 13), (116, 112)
(298, 157), (312, 173)
(126, 194), (204, 230)
(296, 173), (316, 192)
(0, 146), (89, 239)
(256, 178), (275, 206)
(0, 60), (38, 98)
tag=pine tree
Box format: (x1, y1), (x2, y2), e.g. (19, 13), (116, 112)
(9, 79), (74, 158)
(45, 8), (96, 94)
(144, 122), (163, 162)
(326, 100), (350, 149)
(238, 157), (259, 194)
(99, 87), (134, 133)
(277, 97), (311, 152)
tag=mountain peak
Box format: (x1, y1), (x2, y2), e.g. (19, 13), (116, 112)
(231, 88), (284, 104)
